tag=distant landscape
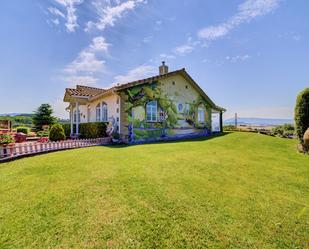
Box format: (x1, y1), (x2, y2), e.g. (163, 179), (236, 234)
(224, 117), (294, 127)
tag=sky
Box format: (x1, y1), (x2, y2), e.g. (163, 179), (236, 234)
(0, 0), (308, 120)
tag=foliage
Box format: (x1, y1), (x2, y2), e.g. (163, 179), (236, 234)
(0, 133), (15, 145)
(223, 125), (237, 131)
(62, 122), (107, 139)
(271, 124), (295, 138)
(49, 124), (66, 141)
(37, 131), (49, 137)
(0, 133), (308, 248)
(294, 88), (309, 144)
(16, 127), (29, 135)
(79, 122), (107, 139)
(32, 104), (56, 131)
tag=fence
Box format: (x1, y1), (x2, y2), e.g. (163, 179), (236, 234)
(0, 137), (111, 162)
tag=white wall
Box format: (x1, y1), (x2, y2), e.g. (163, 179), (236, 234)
(72, 93), (120, 124)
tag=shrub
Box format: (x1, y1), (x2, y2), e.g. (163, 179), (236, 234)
(223, 125), (237, 131)
(295, 88), (309, 144)
(16, 127), (29, 135)
(37, 130), (49, 137)
(79, 122), (107, 139)
(0, 133), (15, 145)
(62, 122), (107, 139)
(49, 124), (66, 141)
(272, 124), (295, 138)
(62, 123), (73, 138)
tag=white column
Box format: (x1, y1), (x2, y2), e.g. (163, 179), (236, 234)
(70, 105), (73, 135)
(100, 102), (103, 121)
(76, 102), (79, 134)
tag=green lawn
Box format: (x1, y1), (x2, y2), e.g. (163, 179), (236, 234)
(0, 132), (308, 248)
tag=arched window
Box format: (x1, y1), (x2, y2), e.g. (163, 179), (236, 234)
(102, 103), (108, 122)
(96, 103), (101, 122)
(146, 100), (157, 122)
(198, 107), (205, 123)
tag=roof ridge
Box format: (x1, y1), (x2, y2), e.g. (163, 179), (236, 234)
(76, 85), (104, 90)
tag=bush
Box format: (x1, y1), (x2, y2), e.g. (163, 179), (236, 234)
(223, 125), (237, 131)
(79, 122), (107, 139)
(37, 130), (49, 137)
(295, 88), (309, 144)
(272, 124), (295, 138)
(0, 133), (15, 145)
(49, 124), (66, 141)
(16, 127), (29, 135)
(62, 122), (107, 139)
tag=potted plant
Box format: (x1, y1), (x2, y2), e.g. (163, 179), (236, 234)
(0, 133), (15, 157)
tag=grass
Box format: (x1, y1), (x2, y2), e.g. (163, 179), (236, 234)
(0, 132), (308, 248)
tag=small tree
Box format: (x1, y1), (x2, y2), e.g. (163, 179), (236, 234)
(32, 104), (56, 131)
(49, 124), (66, 141)
(294, 88), (309, 145)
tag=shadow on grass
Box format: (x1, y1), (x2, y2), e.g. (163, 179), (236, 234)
(103, 132), (231, 149)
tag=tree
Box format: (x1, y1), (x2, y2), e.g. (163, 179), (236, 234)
(32, 104), (56, 131)
(49, 124), (65, 141)
(294, 88), (309, 144)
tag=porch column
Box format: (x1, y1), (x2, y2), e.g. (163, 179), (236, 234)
(219, 111), (223, 132)
(76, 101), (79, 134)
(70, 105), (73, 135)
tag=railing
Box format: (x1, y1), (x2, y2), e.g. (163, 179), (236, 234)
(0, 137), (111, 162)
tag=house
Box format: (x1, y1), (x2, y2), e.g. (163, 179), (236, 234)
(63, 62), (226, 143)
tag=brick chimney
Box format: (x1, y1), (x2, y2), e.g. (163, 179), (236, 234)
(159, 61), (168, 75)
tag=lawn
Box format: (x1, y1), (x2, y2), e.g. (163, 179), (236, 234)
(0, 132), (308, 248)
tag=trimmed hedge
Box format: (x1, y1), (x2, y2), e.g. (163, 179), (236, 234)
(16, 127), (29, 135)
(49, 124), (66, 141)
(295, 88), (309, 144)
(62, 122), (108, 139)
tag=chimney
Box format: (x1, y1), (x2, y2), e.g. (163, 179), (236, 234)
(159, 61), (168, 75)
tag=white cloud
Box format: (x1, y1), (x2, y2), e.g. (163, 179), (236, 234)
(114, 65), (156, 84)
(51, 0), (83, 32)
(85, 0), (146, 32)
(173, 44), (194, 55)
(63, 75), (99, 85)
(198, 0), (280, 40)
(159, 53), (175, 59)
(65, 51), (105, 74)
(63, 36), (110, 86)
(89, 36), (111, 53)
(65, 36), (109, 74)
(226, 54), (251, 63)
(48, 7), (65, 18)
(143, 36), (153, 43)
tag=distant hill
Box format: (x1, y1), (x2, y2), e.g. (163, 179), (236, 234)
(224, 118), (294, 127)
(0, 113), (34, 128)
(0, 113), (33, 117)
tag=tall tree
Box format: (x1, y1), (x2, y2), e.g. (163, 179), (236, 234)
(294, 88), (309, 145)
(32, 104), (56, 131)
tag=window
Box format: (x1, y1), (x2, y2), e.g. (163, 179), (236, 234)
(73, 110), (80, 123)
(146, 101), (157, 122)
(178, 103), (183, 112)
(185, 103), (190, 115)
(198, 107), (205, 123)
(102, 103), (108, 121)
(96, 103), (101, 122)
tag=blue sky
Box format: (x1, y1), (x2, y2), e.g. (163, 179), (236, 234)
(0, 0), (308, 119)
